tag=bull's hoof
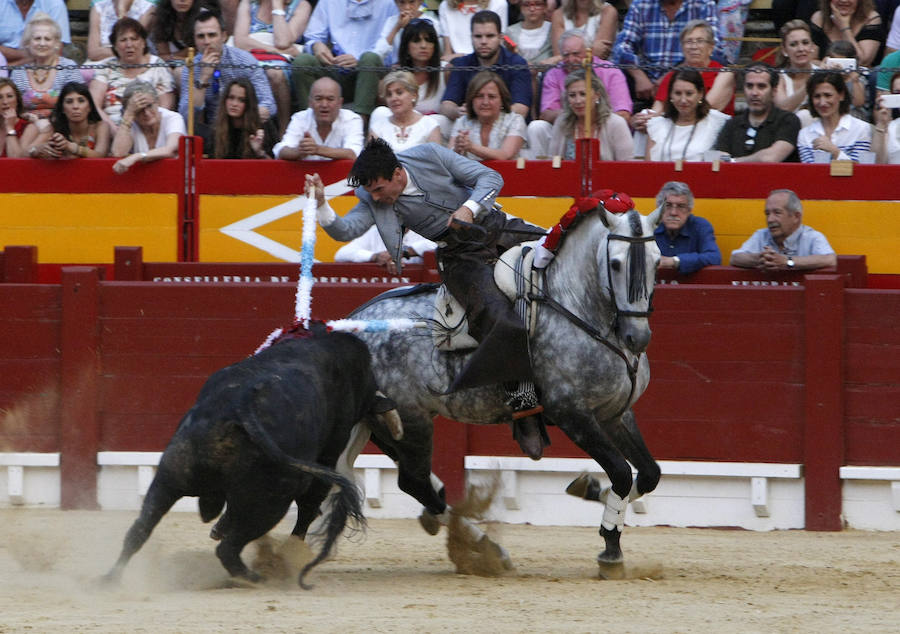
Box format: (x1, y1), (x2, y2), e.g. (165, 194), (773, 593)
(418, 510), (442, 536)
(209, 523), (224, 541)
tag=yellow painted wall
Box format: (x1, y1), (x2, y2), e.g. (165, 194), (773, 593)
(1, 193), (178, 262)
(198, 194), (900, 274)
(3, 192), (898, 274)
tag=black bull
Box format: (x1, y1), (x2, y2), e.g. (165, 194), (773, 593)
(104, 330), (398, 588)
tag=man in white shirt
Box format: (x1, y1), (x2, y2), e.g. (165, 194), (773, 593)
(273, 77), (364, 161)
(334, 225), (436, 274)
(730, 189), (837, 271)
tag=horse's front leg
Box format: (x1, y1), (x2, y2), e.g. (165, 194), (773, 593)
(567, 409), (661, 504)
(557, 413), (634, 565)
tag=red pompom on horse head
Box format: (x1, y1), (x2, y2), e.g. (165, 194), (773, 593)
(591, 190), (634, 214)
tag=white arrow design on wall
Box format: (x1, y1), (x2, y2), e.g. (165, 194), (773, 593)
(219, 178), (352, 261)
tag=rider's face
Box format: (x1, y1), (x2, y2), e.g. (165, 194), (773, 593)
(364, 167), (406, 205)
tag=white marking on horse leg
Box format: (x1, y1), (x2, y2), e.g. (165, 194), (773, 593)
(601, 490), (627, 532)
(627, 481), (640, 501)
(429, 472), (445, 496)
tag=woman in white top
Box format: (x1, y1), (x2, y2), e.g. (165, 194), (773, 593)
(439, 0), (508, 59)
(646, 69), (729, 162)
(550, 0), (617, 60)
(369, 71), (441, 151)
(872, 73), (900, 163)
(797, 71), (872, 162)
(548, 69), (632, 160)
(111, 80), (185, 173)
(89, 18), (175, 128)
(397, 19), (447, 115)
(450, 71), (526, 160)
(775, 20), (820, 129)
(87, 0), (157, 61)
(374, 0), (441, 66)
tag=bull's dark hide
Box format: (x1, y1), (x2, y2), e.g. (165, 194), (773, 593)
(104, 329), (380, 588)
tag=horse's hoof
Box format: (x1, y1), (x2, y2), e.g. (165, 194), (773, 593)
(209, 522), (224, 541)
(565, 473), (604, 502)
(597, 549), (624, 565)
(596, 559), (627, 580)
(418, 510), (442, 536)
(479, 535), (514, 571)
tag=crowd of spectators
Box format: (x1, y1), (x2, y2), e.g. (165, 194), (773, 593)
(2, 0), (900, 166)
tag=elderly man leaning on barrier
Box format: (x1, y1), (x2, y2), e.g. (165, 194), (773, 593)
(653, 180), (721, 274)
(273, 77), (363, 160)
(730, 189), (837, 272)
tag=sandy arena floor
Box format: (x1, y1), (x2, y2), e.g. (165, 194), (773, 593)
(0, 508), (898, 633)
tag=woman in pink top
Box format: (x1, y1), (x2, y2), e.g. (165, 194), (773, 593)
(547, 70), (632, 160)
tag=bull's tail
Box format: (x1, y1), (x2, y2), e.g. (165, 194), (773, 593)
(297, 469), (366, 589)
(238, 405), (366, 589)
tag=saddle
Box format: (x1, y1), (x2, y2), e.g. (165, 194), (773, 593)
(432, 240), (544, 351)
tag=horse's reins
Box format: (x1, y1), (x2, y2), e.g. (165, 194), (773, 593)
(457, 207), (654, 420)
(528, 231), (656, 420)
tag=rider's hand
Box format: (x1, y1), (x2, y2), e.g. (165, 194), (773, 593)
(304, 173), (325, 207)
(447, 205), (474, 228)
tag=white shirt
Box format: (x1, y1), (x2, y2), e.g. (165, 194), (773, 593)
(369, 111), (438, 152)
(373, 10), (441, 66)
(647, 109), (730, 161)
(273, 108), (364, 160)
(884, 117), (900, 164)
(797, 114), (872, 163)
(439, 0), (508, 55)
(887, 10), (900, 51)
(130, 108), (186, 152)
(334, 225), (436, 263)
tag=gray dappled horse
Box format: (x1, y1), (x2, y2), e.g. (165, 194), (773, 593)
(351, 197), (663, 568)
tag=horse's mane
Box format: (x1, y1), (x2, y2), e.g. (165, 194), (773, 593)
(625, 209), (650, 304)
(543, 194), (651, 308)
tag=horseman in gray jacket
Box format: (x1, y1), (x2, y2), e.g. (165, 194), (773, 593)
(305, 139), (549, 458)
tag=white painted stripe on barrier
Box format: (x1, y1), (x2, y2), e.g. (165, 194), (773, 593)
(464, 456), (803, 479)
(839, 466), (900, 480)
(0, 453), (60, 466)
(97, 452), (163, 466)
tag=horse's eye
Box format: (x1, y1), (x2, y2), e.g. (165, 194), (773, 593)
(610, 259), (622, 272)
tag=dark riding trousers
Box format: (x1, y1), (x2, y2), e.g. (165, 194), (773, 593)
(439, 208), (544, 392)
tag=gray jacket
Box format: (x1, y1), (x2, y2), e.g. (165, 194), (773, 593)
(323, 143), (503, 267)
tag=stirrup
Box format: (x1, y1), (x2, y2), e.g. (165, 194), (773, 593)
(511, 405), (544, 419)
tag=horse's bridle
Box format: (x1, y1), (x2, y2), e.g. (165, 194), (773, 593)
(605, 232), (657, 320)
(529, 230), (656, 420)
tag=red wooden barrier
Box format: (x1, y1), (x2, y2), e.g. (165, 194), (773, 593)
(59, 267), (102, 510)
(1, 267), (898, 526)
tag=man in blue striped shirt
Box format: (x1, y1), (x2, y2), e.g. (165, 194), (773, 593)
(178, 9), (276, 139)
(612, 0), (723, 104)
